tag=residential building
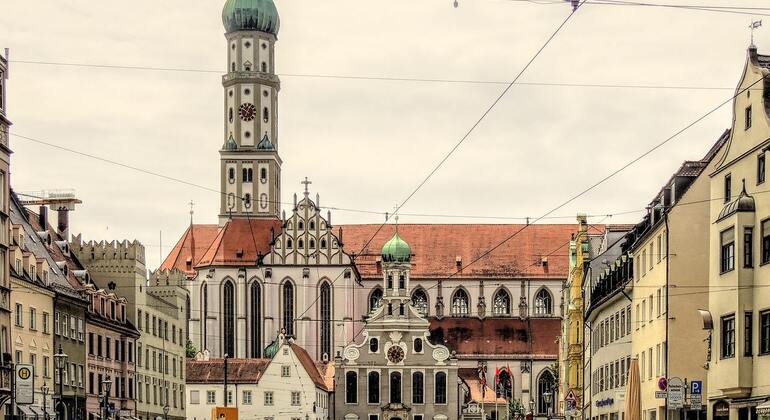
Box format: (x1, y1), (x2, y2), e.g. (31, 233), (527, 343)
(706, 45), (770, 420)
(335, 230), (463, 420)
(83, 283), (139, 419)
(628, 134), (727, 420)
(0, 48), (13, 411)
(583, 226), (634, 420)
(72, 238), (188, 420)
(185, 333), (333, 420)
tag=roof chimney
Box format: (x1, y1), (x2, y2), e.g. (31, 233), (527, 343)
(57, 209), (70, 240)
(39, 206), (48, 230)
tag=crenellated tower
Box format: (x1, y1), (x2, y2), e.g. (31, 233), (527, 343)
(219, 0), (282, 224)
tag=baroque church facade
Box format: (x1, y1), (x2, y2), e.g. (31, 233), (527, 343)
(161, 1), (601, 418)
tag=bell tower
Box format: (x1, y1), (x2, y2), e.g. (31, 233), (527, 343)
(219, 0), (282, 224)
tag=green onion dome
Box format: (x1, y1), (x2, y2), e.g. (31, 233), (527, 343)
(223, 0), (280, 35)
(381, 232), (411, 263)
(264, 336), (281, 359)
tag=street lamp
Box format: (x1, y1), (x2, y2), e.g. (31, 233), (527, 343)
(543, 392), (552, 420)
(42, 385), (50, 420)
(53, 345), (68, 420)
(102, 378), (112, 420)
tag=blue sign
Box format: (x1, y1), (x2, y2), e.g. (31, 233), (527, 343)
(691, 381), (702, 395)
(596, 398), (615, 408)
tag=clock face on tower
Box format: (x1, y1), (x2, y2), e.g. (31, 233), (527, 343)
(387, 345), (405, 363)
(239, 103), (257, 121)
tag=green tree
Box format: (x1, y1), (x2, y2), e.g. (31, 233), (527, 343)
(185, 340), (197, 358)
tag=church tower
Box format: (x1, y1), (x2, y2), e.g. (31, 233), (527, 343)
(220, 0), (282, 224)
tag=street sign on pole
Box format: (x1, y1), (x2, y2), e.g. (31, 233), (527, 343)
(668, 377), (685, 410)
(15, 364), (35, 405)
(690, 381), (703, 410)
(691, 381), (703, 395)
(655, 391), (667, 399)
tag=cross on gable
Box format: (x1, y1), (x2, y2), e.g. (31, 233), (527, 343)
(301, 177), (312, 196)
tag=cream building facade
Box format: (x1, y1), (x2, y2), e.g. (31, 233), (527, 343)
(0, 48), (14, 409)
(706, 45), (770, 420)
(627, 138), (726, 420)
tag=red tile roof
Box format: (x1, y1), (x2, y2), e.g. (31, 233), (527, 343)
(160, 224), (220, 275)
(429, 317), (560, 358)
(340, 224), (595, 279)
(186, 358), (271, 384)
(290, 343), (332, 391)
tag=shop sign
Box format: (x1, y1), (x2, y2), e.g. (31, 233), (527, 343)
(668, 377), (685, 410)
(596, 398), (615, 408)
(714, 400), (730, 417)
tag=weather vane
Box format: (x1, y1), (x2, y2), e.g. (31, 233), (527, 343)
(750, 20), (762, 46)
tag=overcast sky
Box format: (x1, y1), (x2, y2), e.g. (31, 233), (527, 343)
(1, 0), (768, 269)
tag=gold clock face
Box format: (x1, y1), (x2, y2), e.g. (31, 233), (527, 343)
(387, 345), (405, 363)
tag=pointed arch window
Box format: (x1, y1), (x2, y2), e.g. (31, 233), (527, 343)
(496, 368), (513, 400)
(250, 282), (262, 358)
(320, 239), (327, 248)
(412, 372), (424, 404)
(298, 239), (304, 249)
(368, 371), (380, 404)
(298, 221), (304, 230)
(390, 372), (402, 403)
(309, 239), (316, 249)
(411, 289), (428, 316)
(535, 288), (553, 316)
(435, 372), (447, 404)
(286, 238), (293, 249)
(345, 371), (358, 404)
(223, 281), (235, 357)
(369, 288), (383, 313)
(310, 221), (316, 230)
(201, 283), (208, 350)
(451, 289), (470, 316)
(320, 282), (332, 359)
(185, 295), (191, 340)
(493, 289), (511, 315)
(537, 369), (556, 414)
(283, 282), (295, 337)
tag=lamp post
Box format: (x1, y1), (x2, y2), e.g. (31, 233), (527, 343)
(102, 379), (112, 420)
(42, 385), (50, 420)
(544, 391), (552, 420)
(53, 345), (68, 420)
(530, 399), (536, 419)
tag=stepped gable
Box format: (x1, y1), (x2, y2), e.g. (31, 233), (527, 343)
(196, 218), (282, 267)
(340, 224), (602, 279)
(160, 224), (220, 275)
(429, 317), (560, 358)
(186, 358), (271, 384)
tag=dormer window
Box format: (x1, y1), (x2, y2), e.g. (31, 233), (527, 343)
(746, 105), (753, 130)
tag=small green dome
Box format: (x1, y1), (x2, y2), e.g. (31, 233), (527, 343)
(264, 337), (281, 358)
(223, 0), (280, 35)
(382, 232), (411, 263)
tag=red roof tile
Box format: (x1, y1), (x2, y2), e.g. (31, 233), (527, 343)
(197, 218), (281, 267)
(340, 224), (596, 279)
(429, 317), (560, 358)
(160, 224), (220, 275)
(290, 343), (332, 391)
(186, 358), (271, 384)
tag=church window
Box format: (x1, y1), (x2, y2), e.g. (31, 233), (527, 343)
(244, 131), (251, 139)
(263, 107), (269, 123)
(261, 43), (267, 50)
(261, 62), (267, 72)
(228, 168), (235, 184)
(537, 369), (556, 414)
(244, 41), (251, 48)
(411, 289), (428, 316)
(231, 43), (236, 50)
(386, 274), (393, 289)
(345, 371), (358, 404)
(534, 288), (553, 316)
(244, 88), (251, 95)
(398, 275), (405, 289)
(369, 288), (383, 313)
(368, 371), (380, 404)
(263, 90), (268, 97)
(310, 221), (316, 230)
(247, 168), (254, 182)
(320, 282), (332, 359)
(309, 239), (316, 249)
(282, 282), (295, 336)
(201, 283), (208, 351)
(244, 194), (252, 209)
(451, 289), (470, 316)
(369, 337), (379, 353)
(389, 372), (402, 404)
(286, 238), (293, 249)
(414, 338), (423, 353)
(387, 303), (393, 316)
(231, 63), (235, 72)
(320, 239), (327, 248)
(250, 282), (262, 358)
(260, 193), (268, 210)
(229, 90), (233, 97)
(493, 289), (511, 316)
(260, 168), (267, 182)
(244, 64), (251, 71)
(412, 372), (424, 404)
(399, 303), (405, 316)
(228, 107), (233, 123)
(496, 368), (512, 400)
(223, 281), (235, 357)
(298, 221), (304, 230)
(435, 372), (447, 404)
(298, 239), (304, 249)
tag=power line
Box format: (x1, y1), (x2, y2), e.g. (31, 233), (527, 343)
(8, 60), (746, 91)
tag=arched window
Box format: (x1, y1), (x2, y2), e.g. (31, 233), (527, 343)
(228, 168), (235, 183)
(320, 239), (327, 248)
(535, 288), (553, 316)
(398, 274), (405, 289)
(369, 337), (379, 353)
(320, 282), (332, 359)
(496, 368), (513, 400)
(411, 289), (428, 316)
(244, 194), (252, 208)
(369, 288), (383, 313)
(451, 289), (470, 316)
(260, 168), (267, 181)
(390, 372), (402, 404)
(185, 295), (191, 340)
(309, 239), (316, 249)
(201, 283), (208, 350)
(263, 107), (269, 123)
(286, 238), (293, 249)
(493, 289), (511, 316)
(222, 281), (235, 357)
(537, 369), (557, 414)
(298, 221), (304, 230)
(310, 221), (316, 230)
(412, 372), (424, 404)
(261, 62), (267, 72)
(283, 282), (295, 336)
(368, 371), (380, 404)
(231, 62), (235, 72)
(345, 371), (358, 404)
(228, 107), (233, 123)
(298, 239), (304, 249)
(250, 282), (262, 358)
(414, 338), (423, 353)
(435, 372), (447, 404)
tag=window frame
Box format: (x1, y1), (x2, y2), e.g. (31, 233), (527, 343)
(759, 153), (766, 185)
(745, 311), (753, 356)
(725, 173), (732, 203)
(721, 314), (736, 359)
(720, 226), (736, 274)
(760, 309), (770, 355)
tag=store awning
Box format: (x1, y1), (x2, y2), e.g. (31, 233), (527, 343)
(756, 400), (770, 417)
(28, 407), (43, 417)
(16, 405), (35, 418)
(45, 408), (57, 418)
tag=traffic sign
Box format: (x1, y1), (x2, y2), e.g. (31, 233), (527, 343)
(668, 377), (684, 410)
(690, 394), (703, 410)
(691, 380), (703, 395)
(655, 391), (667, 399)
(15, 364), (34, 405)
(565, 389), (577, 403)
(658, 377), (668, 391)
